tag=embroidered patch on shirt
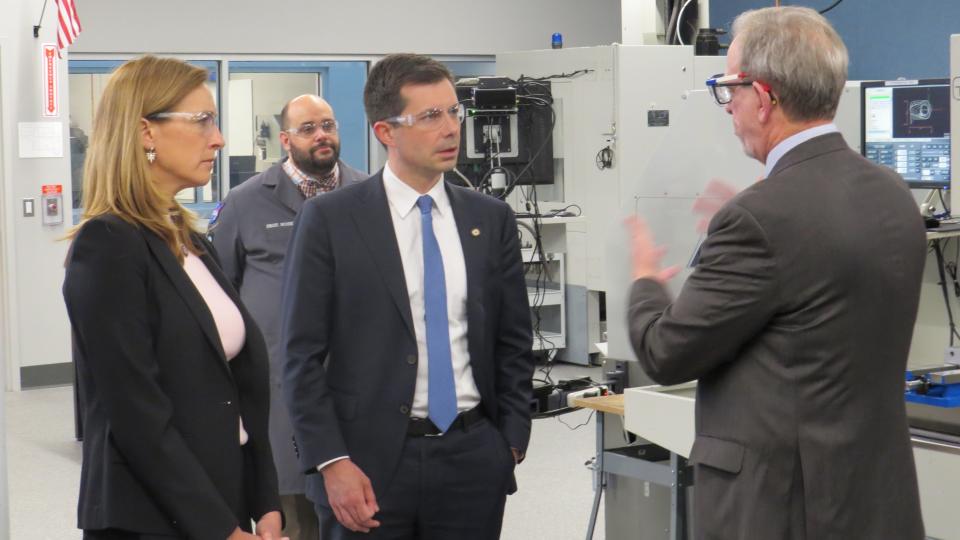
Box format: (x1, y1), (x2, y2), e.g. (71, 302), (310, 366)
(265, 221), (295, 229)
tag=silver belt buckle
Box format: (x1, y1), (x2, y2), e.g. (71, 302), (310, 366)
(411, 417), (443, 437)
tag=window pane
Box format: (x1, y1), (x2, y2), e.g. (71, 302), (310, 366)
(227, 61), (369, 193)
(67, 71), (111, 214)
(227, 72), (319, 178)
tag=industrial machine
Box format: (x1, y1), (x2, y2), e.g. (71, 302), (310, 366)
(453, 76), (555, 196)
(906, 360), (960, 410)
(494, 43), (760, 539)
(495, 44), (764, 375)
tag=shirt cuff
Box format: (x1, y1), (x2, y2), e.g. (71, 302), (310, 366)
(316, 455), (350, 472)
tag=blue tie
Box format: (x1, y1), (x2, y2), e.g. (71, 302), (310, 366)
(417, 195), (458, 432)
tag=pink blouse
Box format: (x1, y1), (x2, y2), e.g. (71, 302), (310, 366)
(182, 249), (249, 445)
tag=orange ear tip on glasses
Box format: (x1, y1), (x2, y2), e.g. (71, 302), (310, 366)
(705, 73), (777, 106)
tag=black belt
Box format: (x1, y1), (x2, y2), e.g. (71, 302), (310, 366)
(406, 407), (485, 437)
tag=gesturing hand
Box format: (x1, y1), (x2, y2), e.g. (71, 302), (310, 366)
(692, 179), (739, 234)
(625, 216), (680, 284)
(321, 459), (381, 533)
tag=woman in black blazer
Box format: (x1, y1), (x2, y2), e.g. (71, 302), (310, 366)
(63, 56), (284, 540)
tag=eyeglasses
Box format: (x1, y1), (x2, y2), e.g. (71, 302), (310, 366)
(145, 111), (219, 132)
(384, 103), (465, 130)
(705, 72), (775, 106)
(286, 119), (339, 137)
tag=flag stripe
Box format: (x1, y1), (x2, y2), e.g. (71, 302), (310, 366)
(68, 0), (82, 33)
(60, 3), (78, 40)
(56, 0), (82, 54)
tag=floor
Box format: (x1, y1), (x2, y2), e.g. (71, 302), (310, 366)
(4, 363), (606, 540)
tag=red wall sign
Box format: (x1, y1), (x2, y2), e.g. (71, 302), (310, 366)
(41, 44), (59, 117)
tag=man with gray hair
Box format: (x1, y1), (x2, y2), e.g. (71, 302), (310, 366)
(627, 7), (925, 538)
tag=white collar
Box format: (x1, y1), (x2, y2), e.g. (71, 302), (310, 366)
(382, 162), (450, 219)
(763, 123), (839, 178)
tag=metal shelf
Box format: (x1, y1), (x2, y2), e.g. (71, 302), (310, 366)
(529, 287), (563, 307)
(520, 248), (558, 264)
(533, 331), (565, 351)
(524, 250), (565, 353)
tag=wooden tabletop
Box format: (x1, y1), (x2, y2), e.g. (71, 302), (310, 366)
(572, 393), (624, 416)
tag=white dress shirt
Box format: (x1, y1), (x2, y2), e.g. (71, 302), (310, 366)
(383, 162), (481, 418)
(763, 123), (839, 178)
(316, 164), (482, 472)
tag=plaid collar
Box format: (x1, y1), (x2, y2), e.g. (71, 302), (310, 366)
(282, 158), (339, 190)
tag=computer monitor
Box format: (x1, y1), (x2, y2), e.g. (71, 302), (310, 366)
(861, 78), (951, 190)
(454, 77), (554, 192)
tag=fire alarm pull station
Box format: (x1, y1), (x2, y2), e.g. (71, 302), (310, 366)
(41, 184), (64, 226)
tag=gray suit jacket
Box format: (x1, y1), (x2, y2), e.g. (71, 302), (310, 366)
(208, 158), (367, 494)
(629, 133), (925, 539)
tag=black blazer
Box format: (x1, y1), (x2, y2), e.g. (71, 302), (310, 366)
(629, 133), (925, 539)
(281, 172), (534, 507)
(63, 214), (281, 539)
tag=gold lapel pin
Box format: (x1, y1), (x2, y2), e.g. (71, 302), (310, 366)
(471, 228), (481, 237)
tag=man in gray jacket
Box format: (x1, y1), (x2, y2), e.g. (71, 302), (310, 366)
(209, 94), (367, 540)
(627, 7), (925, 539)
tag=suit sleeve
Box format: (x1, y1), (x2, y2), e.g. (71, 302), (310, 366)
(494, 207), (535, 453)
(208, 193), (245, 289)
(63, 220), (238, 540)
(628, 202), (778, 385)
(281, 200), (349, 471)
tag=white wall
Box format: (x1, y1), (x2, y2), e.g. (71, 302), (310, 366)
(0, 0), (74, 532)
(1, 1), (73, 391)
(72, 0), (621, 55)
(0, 41), (10, 538)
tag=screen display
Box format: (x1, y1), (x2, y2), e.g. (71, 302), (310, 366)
(861, 79), (950, 189)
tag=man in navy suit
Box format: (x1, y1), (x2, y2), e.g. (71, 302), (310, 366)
(281, 53), (534, 539)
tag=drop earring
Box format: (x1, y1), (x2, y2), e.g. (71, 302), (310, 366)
(146, 148), (157, 164)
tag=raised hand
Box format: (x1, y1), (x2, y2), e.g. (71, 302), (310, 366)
(625, 216), (680, 284)
(692, 179), (739, 233)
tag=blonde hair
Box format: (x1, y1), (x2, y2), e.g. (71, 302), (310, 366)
(68, 55), (209, 262)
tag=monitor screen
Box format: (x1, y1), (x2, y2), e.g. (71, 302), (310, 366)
(454, 77), (555, 193)
(861, 78), (951, 189)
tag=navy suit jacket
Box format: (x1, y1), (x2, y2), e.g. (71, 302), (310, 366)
(281, 171), (534, 506)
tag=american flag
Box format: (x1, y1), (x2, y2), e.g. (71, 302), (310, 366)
(56, 0), (82, 54)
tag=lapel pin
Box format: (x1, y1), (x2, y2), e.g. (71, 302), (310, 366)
(471, 228), (481, 237)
